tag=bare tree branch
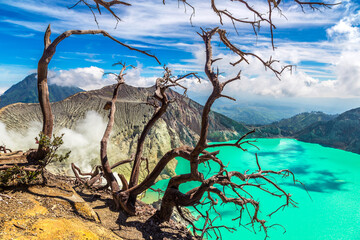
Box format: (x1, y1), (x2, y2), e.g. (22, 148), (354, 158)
(35, 24), (160, 160)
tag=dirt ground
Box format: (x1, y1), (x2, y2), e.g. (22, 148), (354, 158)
(0, 176), (194, 240)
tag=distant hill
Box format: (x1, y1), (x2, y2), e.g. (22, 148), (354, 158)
(0, 73), (84, 108)
(213, 103), (298, 125)
(296, 108), (360, 154)
(250, 111), (335, 138)
(252, 109), (359, 154)
(271, 111), (337, 136)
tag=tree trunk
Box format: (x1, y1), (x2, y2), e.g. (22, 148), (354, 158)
(100, 83), (123, 195)
(37, 62), (53, 138)
(36, 27), (54, 160)
(34, 24), (159, 160)
(159, 191), (176, 221)
(127, 81), (169, 209)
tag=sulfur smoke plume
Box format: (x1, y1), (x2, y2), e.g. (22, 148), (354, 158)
(0, 111), (108, 175)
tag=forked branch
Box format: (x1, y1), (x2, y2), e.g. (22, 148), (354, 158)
(69, 0), (132, 24)
(126, 66), (199, 209)
(36, 24), (159, 160)
(0, 145), (12, 153)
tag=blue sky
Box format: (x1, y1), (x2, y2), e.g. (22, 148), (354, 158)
(0, 0), (360, 113)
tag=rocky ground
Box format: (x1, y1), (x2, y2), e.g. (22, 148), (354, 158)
(0, 175), (194, 240)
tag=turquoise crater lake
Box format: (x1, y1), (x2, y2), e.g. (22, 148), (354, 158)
(144, 139), (360, 240)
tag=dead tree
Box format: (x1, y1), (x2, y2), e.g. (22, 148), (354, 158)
(71, 63), (136, 191)
(36, 24), (160, 159)
(0, 146), (12, 154)
(93, 66), (197, 214)
(69, 0), (132, 25)
(99, 63), (128, 195)
(120, 29), (300, 238)
(71, 65), (196, 206)
(69, 29), (298, 233)
(69, 0), (336, 238)
(76, 32), (300, 237)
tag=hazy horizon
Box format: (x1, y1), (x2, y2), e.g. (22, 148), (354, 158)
(2, 72), (360, 117)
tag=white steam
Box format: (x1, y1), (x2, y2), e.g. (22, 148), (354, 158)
(58, 111), (107, 173)
(0, 111), (108, 175)
(0, 121), (42, 150)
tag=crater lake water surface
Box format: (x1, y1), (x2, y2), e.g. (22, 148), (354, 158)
(144, 139), (360, 239)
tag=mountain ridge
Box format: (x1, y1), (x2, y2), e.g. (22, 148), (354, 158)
(1, 74), (359, 157)
(295, 107), (360, 154)
(0, 83), (248, 179)
(0, 73), (84, 108)
(269, 111), (337, 136)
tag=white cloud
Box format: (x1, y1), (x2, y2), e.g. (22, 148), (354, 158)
(13, 33), (35, 38)
(85, 58), (104, 63)
(1, 19), (46, 32)
(177, 76), (212, 98)
(223, 69), (339, 98)
(1, 0), (360, 100)
(334, 50), (360, 96)
(0, 0), (346, 43)
(328, 10), (360, 96)
(48, 65), (159, 90)
(0, 87), (7, 95)
(327, 10), (360, 41)
(122, 65), (157, 87)
(49, 66), (110, 90)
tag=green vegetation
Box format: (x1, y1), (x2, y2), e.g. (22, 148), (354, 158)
(0, 165), (40, 186)
(0, 133), (70, 186)
(35, 133), (71, 168)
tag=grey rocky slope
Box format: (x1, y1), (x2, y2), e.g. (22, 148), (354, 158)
(0, 84), (249, 179)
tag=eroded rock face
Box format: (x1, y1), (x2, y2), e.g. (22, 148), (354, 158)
(0, 84), (245, 179)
